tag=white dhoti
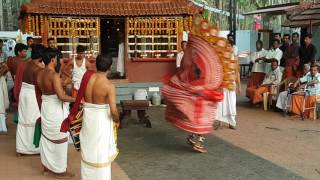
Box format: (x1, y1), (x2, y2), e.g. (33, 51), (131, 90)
(215, 89), (237, 126)
(116, 42), (125, 76)
(80, 103), (118, 180)
(40, 95), (69, 173)
(16, 82), (40, 154)
(0, 76), (9, 132)
(276, 91), (291, 111)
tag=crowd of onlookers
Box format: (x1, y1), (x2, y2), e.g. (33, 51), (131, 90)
(246, 32), (319, 120)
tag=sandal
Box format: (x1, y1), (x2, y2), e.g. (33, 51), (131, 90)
(192, 141), (207, 153)
(186, 135), (197, 146)
(198, 136), (205, 142)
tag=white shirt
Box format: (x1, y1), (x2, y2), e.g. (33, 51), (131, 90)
(262, 67), (282, 85)
(251, 48), (267, 73)
(233, 45), (238, 56)
(265, 48), (283, 73)
(72, 58), (87, 90)
(0, 47), (8, 63)
(176, 51), (184, 68)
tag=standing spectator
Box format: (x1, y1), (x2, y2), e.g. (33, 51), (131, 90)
(26, 37), (34, 59)
(47, 38), (62, 56)
(274, 33), (282, 43)
(298, 34), (317, 76)
(0, 39), (8, 63)
(0, 39), (9, 134)
(227, 34), (238, 56)
(176, 41), (187, 68)
(47, 38), (63, 72)
(256, 39), (283, 74)
(71, 45), (89, 97)
(284, 33), (300, 78)
(279, 34), (290, 67)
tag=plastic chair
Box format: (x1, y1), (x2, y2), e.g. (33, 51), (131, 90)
(262, 78), (296, 111)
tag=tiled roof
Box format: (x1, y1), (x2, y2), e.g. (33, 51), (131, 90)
(284, 2), (320, 27)
(21, 0), (202, 16)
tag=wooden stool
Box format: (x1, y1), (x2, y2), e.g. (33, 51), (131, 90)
(120, 100), (151, 128)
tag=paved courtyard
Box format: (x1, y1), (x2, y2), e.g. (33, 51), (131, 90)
(0, 96), (319, 180)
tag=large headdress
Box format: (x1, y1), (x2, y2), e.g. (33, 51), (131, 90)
(182, 15), (238, 91)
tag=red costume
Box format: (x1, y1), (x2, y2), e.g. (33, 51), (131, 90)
(162, 34), (224, 134)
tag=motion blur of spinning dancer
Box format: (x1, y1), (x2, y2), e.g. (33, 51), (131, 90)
(162, 15), (238, 153)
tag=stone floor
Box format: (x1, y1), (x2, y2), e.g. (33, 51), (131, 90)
(0, 96), (319, 180)
(0, 113), (129, 180)
(116, 105), (318, 180)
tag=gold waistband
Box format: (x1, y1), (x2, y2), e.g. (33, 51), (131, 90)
(18, 122), (35, 127)
(82, 150), (119, 168)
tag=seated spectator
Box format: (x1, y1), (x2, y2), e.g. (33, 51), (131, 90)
(276, 64), (310, 112)
(246, 59), (283, 104)
(290, 64), (320, 119)
(246, 40), (267, 88)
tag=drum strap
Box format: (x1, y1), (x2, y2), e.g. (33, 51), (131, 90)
(60, 70), (95, 132)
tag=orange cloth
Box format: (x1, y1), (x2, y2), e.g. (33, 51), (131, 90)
(284, 58), (299, 78)
(72, 88), (78, 98)
(291, 94), (316, 119)
(247, 72), (265, 88)
(246, 85), (270, 104)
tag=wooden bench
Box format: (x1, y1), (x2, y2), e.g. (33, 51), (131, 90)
(120, 100), (152, 128)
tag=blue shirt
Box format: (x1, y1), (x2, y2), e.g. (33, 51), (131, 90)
(300, 73), (320, 96)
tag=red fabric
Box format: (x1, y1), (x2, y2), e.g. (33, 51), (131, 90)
(6, 57), (15, 79)
(60, 70), (94, 132)
(162, 35), (223, 134)
(285, 58), (299, 78)
(72, 88), (78, 98)
(12, 62), (27, 110)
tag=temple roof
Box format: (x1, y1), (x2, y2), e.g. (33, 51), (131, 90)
(21, 0), (202, 16)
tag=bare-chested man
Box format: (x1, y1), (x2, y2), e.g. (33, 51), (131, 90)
(1, 43), (28, 124)
(80, 55), (119, 180)
(6, 43), (28, 80)
(16, 44), (45, 156)
(37, 49), (75, 179)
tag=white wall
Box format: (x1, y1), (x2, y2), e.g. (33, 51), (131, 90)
(220, 30), (258, 64)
